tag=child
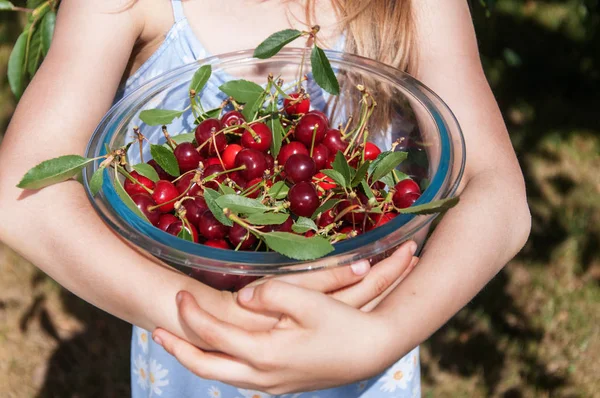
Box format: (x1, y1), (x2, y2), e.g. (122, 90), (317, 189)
(0, 0), (530, 397)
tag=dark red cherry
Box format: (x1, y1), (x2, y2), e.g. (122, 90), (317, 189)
(228, 223), (257, 250)
(151, 180), (179, 213)
(317, 208), (336, 228)
(265, 154), (275, 171)
(284, 93), (310, 115)
(367, 212), (398, 231)
(182, 197), (206, 227)
(285, 154), (316, 183)
(295, 113), (327, 146)
(245, 178), (263, 199)
(228, 171), (247, 189)
(195, 118), (227, 156)
(204, 239), (231, 250)
(306, 110), (329, 127)
(392, 179), (421, 208)
(311, 143), (330, 171)
(157, 214), (179, 232)
(131, 193), (161, 225)
(221, 110), (246, 134)
(124, 171), (155, 196)
(323, 129), (348, 153)
(394, 192), (421, 209)
(166, 220), (199, 243)
(205, 157), (222, 167)
(288, 182), (319, 217)
(147, 159), (174, 181)
(264, 216), (294, 233)
(234, 148), (267, 181)
(174, 142), (203, 172)
(198, 210), (229, 240)
(175, 173), (203, 196)
(277, 141), (309, 165)
(223, 144), (243, 170)
(364, 142), (381, 161)
(241, 123), (272, 152)
(203, 164), (226, 190)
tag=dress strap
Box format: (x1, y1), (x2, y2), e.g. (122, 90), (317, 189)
(171, 0), (186, 22)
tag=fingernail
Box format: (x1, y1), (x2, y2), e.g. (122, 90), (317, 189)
(153, 334), (163, 346)
(238, 286), (255, 302)
(176, 291), (184, 305)
(351, 261), (370, 275)
(408, 241), (418, 255)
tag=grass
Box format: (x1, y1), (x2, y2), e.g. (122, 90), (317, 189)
(0, 1), (599, 397)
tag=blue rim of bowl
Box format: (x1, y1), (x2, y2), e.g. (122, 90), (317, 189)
(83, 48), (465, 268)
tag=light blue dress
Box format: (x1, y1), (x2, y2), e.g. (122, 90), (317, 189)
(123, 1), (421, 397)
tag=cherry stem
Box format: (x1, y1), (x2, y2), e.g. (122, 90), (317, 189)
(309, 124), (319, 157)
(117, 166), (153, 195)
(162, 126), (177, 150)
(133, 127), (145, 164)
(223, 209), (263, 237)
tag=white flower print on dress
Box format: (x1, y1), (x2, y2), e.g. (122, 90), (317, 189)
(378, 355), (415, 393)
(237, 388), (272, 398)
(136, 327), (149, 353)
(207, 386), (222, 397)
(148, 359), (169, 396)
(133, 355), (149, 391)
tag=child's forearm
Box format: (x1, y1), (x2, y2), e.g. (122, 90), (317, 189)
(374, 170), (531, 354)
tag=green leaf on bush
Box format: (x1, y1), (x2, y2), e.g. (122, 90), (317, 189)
(150, 144), (180, 176)
(219, 79), (265, 103)
(17, 155), (95, 190)
(139, 109), (183, 126)
(189, 64), (211, 94)
(216, 194), (268, 214)
(397, 197), (460, 215)
(310, 45), (339, 95)
(245, 212), (289, 226)
(268, 180), (289, 200)
(40, 10), (55, 56)
(370, 151), (408, 184)
(132, 163), (160, 182)
(203, 188), (233, 227)
(292, 217), (318, 234)
(253, 29), (303, 59)
(89, 166), (105, 196)
(8, 31), (27, 99)
(262, 232), (334, 260)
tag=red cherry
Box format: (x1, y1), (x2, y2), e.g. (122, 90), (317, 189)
(340, 226), (361, 236)
(306, 110), (329, 127)
(124, 171), (154, 196)
(235, 148), (267, 181)
(264, 216), (293, 233)
(147, 159), (173, 181)
(203, 164), (226, 190)
(317, 209), (336, 228)
(182, 197), (206, 227)
(313, 172), (337, 194)
(198, 210), (229, 240)
(277, 142), (309, 165)
(367, 212), (397, 231)
(245, 178), (263, 199)
(157, 214), (178, 232)
(175, 173), (203, 196)
(284, 93), (310, 115)
(151, 180), (179, 213)
(295, 113), (327, 146)
(221, 110), (245, 134)
(204, 239), (231, 250)
(285, 154), (317, 183)
(174, 142), (203, 172)
(228, 171), (247, 189)
(392, 179), (421, 208)
(205, 157), (222, 167)
(364, 142), (381, 161)
(130, 193), (161, 225)
(241, 123), (272, 152)
(394, 192), (421, 209)
(311, 143), (330, 171)
(323, 129), (348, 153)
(265, 154), (275, 171)
(166, 221), (199, 243)
(222, 144), (243, 170)
(228, 223), (257, 250)
(288, 182), (319, 217)
(195, 118), (227, 156)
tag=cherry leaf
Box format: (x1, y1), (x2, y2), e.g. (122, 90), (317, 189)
(253, 29), (303, 59)
(219, 79), (265, 103)
(89, 166), (105, 196)
(177, 227), (194, 242)
(370, 151), (408, 184)
(114, 170), (150, 223)
(132, 163), (160, 182)
(40, 10), (55, 56)
(311, 198), (341, 219)
(17, 155), (95, 190)
(332, 150), (352, 185)
(245, 212), (289, 226)
(216, 194), (269, 214)
(397, 197), (460, 215)
(352, 160), (371, 187)
(268, 180), (289, 200)
(203, 188), (233, 227)
(319, 169), (346, 189)
(292, 217), (318, 234)
(310, 45), (340, 95)
(8, 31), (27, 99)
(261, 232), (334, 260)
(189, 64), (211, 94)
(150, 144), (180, 176)
(139, 109), (183, 126)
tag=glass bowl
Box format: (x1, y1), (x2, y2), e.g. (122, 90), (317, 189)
(83, 48), (465, 277)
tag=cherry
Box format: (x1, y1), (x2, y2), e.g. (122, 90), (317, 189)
(228, 223), (257, 250)
(313, 172), (337, 194)
(204, 239), (230, 250)
(151, 180), (179, 213)
(190, 268), (238, 291)
(245, 178), (263, 199)
(306, 110), (329, 127)
(295, 113), (327, 146)
(364, 142), (381, 161)
(198, 210), (229, 240)
(166, 221), (199, 243)
(277, 141), (309, 165)
(392, 179), (421, 208)
(394, 192), (421, 209)
(288, 182), (319, 217)
(367, 212), (397, 231)
(317, 208), (336, 228)
(241, 123), (272, 152)
(203, 164), (226, 190)
(124, 171), (154, 196)
(264, 216), (293, 233)
(284, 93), (310, 115)
(157, 213), (178, 232)
(175, 173), (203, 196)
(305, 230), (316, 237)
(228, 171), (247, 189)
(131, 193), (161, 225)
(182, 197), (207, 227)
(195, 118), (227, 156)
(222, 144), (243, 170)
(323, 129), (348, 153)
(221, 110), (245, 134)
(311, 143), (330, 171)
(340, 226), (361, 236)
(235, 148), (267, 181)
(285, 154), (317, 184)
(174, 142), (203, 172)
(265, 153), (275, 171)
(147, 159), (173, 181)
(205, 157), (222, 167)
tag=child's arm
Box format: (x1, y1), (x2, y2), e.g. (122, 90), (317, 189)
(0, 0), (412, 348)
(152, 0), (531, 393)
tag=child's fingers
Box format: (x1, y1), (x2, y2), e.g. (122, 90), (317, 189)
(329, 241), (418, 309)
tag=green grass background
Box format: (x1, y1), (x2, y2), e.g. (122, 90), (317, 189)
(0, 1), (598, 397)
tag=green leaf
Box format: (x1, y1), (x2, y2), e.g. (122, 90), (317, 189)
(169, 132), (195, 146)
(351, 160), (371, 187)
(219, 183), (237, 195)
(17, 155), (94, 190)
(177, 226), (194, 242)
(268, 104), (284, 158)
(397, 197), (460, 215)
(8, 31), (27, 99)
(319, 169), (346, 189)
(292, 217), (318, 234)
(360, 180), (375, 199)
(150, 144), (180, 176)
(196, 107), (222, 122)
(27, 27), (43, 77)
(253, 29), (303, 59)
(311, 198), (341, 219)
(245, 212), (289, 226)
(273, 82), (292, 99)
(370, 151), (408, 184)
(261, 232), (334, 260)
(89, 166), (105, 196)
(132, 163), (160, 182)
(216, 194), (268, 214)
(0, 1), (14, 10)
(189, 64), (211, 94)
(203, 188), (233, 227)
(139, 109), (183, 126)
(379, 173), (396, 188)
(310, 46), (340, 95)
(332, 151), (351, 185)
(114, 171), (150, 222)
(219, 79), (265, 103)
(241, 93), (264, 121)
(268, 180), (289, 200)
(40, 10), (55, 56)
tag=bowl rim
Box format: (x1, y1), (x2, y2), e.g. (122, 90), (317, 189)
(83, 48), (465, 272)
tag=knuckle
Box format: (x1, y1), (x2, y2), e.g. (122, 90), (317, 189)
(258, 279), (282, 303)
